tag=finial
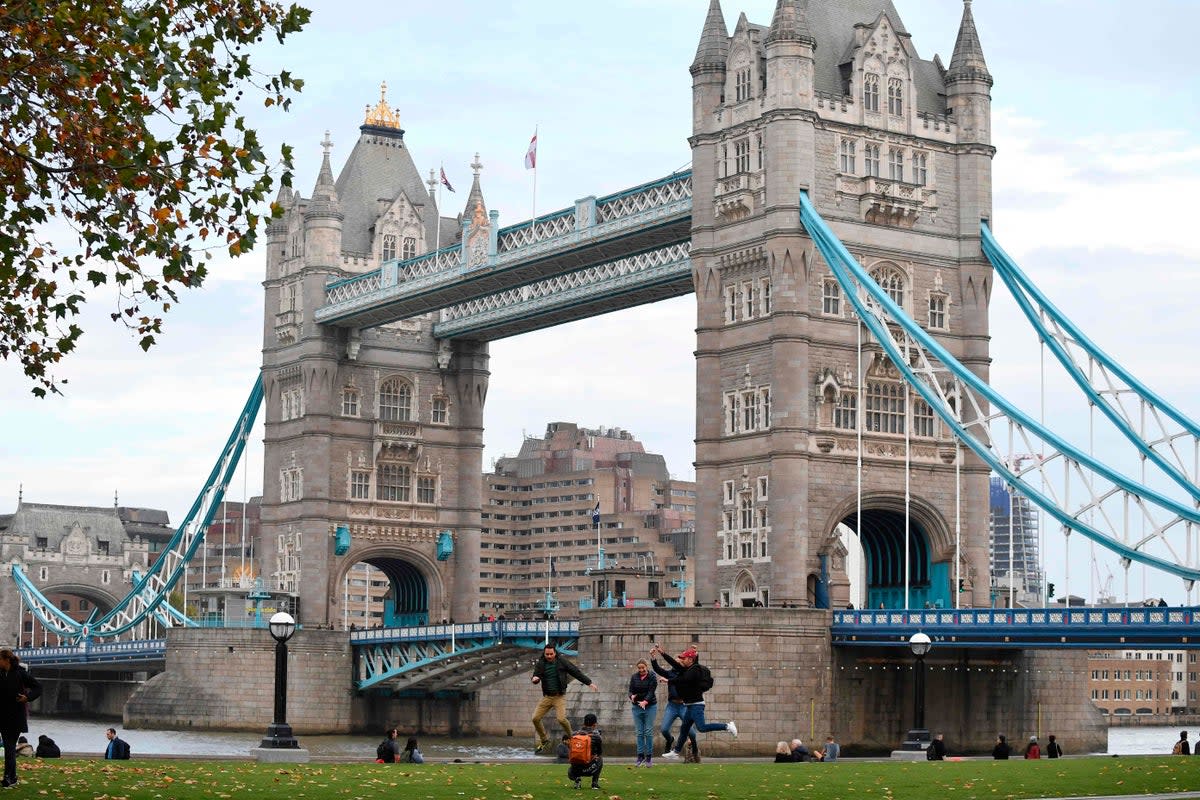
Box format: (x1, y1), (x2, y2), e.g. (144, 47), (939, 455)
(427, 167), (438, 192)
(114, 489), (119, 507)
(17, 483), (22, 504)
(363, 83), (402, 129)
(380, 80), (388, 102)
(471, 152), (483, 176)
(321, 131), (333, 157)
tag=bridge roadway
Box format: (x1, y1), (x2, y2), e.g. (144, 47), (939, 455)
(16, 608), (1200, 686)
(314, 171), (693, 339)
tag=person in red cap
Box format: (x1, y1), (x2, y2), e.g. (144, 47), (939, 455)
(650, 644), (736, 758)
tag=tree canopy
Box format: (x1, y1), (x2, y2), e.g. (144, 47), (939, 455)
(0, 0), (309, 395)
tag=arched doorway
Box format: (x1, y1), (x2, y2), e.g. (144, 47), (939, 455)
(340, 556), (431, 628)
(733, 570), (758, 607)
(840, 509), (949, 610)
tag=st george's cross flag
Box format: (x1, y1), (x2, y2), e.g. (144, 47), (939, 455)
(440, 166), (455, 193)
(524, 130), (538, 170)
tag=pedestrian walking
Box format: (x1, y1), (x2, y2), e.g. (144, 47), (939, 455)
(103, 727), (131, 760)
(651, 644), (737, 759)
(927, 732), (947, 760)
(530, 644), (598, 754)
(0, 648), (42, 788)
(628, 659), (657, 766)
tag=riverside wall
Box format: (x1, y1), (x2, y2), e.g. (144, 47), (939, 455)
(116, 610), (1108, 754)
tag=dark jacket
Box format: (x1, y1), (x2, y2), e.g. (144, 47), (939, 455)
(992, 740), (1011, 760)
(35, 736), (60, 758)
(928, 738), (947, 760)
(628, 671), (657, 706)
(105, 736), (131, 760)
(532, 653), (591, 696)
(378, 737), (398, 763)
(0, 663), (42, 735)
(656, 652), (707, 704)
(650, 659), (684, 703)
(1045, 739), (1062, 758)
(791, 744), (812, 762)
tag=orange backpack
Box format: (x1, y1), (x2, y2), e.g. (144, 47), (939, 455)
(568, 733), (593, 765)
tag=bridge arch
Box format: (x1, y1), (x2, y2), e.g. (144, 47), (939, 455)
(333, 545), (445, 628)
(825, 492), (953, 610)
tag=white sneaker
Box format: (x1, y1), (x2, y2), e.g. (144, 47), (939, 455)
(661, 749), (679, 759)
(727, 721), (738, 738)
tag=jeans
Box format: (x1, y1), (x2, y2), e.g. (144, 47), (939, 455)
(660, 701), (697, 749)
(674, 703), (728, 752)
(631, 703), (656, 757)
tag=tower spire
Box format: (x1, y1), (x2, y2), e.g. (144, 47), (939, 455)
(765, 0), (814, 46)
(690, 0), (729, 74)
(946, 0), (991, 85)
(462, 152), (487, 225)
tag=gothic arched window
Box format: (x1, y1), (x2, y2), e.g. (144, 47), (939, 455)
(378, 377), (413, 421)
(863, 73), (880, 113)
(402, 236), (417, 260)
(870, 265), (905, 308)
(382, 233), (397, 262)
(887, 78), (903, 116)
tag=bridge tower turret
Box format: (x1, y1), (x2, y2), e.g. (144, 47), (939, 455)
(691, 2), (992, 610)
(259, 86), (486, 628)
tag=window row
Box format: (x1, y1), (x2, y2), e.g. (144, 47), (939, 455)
(719, 133), (765, 177)
(347, 465), (439, 504)
(830, 383), (935, 437)
(821, 276), (949, 331)
(725, 278), (772, 324)
(723, 386), (772, 436)
(340, 382), (449, 424)
(862, 74), (904, 116)
(381, 234), (418, 262)
(838, 139), (929, 185)
(723, 476), (769, 503)
(721, 530), (769, 560)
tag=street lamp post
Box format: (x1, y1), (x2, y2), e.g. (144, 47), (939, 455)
(261, 611), (300, 750)
(901, 632), (932, 751)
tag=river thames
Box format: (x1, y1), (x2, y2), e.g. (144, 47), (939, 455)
(22, 719), (1186, 759)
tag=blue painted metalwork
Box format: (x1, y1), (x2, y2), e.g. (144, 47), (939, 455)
(982, 224), (1200, 500)
(832, 606), (1200, 649)
(15, 638), (166, 667)
(798, 193), (1200, 582)
(352, 620), (579, 691)
(334, 525), (351, 556)
(10, 377), (264, 640)
(436, 531), (453, 561)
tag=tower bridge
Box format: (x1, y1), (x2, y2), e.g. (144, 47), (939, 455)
(5, 0), (1200, 755)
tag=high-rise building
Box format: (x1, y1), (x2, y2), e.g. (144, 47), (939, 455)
(480, 422), (693, 617)
(988, 477), (1043, 606)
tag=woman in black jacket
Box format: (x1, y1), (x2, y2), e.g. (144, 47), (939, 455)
(0, 649), (43, 788)
(628, 659), (658, 766)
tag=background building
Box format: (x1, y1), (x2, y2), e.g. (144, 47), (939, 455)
(989, 477), (1043, 606)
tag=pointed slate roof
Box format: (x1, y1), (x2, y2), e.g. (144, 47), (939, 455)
(461, 153), (487, 225)
(305, 131), (342, 220)
(332, 123), (437, 257)
(765, 0), (814, 46)
(691, 0), (730, 73)
(946, 0), (992, 85)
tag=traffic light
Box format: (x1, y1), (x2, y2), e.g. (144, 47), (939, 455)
(957, 579), (965, 593)
(1048, 582), (1055, 598)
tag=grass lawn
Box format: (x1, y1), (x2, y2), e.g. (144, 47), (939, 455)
(12, 756), (1200, 799)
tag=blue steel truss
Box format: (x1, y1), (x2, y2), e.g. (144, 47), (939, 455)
(352, 620), (578, 692)
(16, 638), (166, 667)
(832, 607), (1200, 649)
(798, 193), (1200, 584)
(983, 225), (1200, 499)
(315, 172), (692, 330)
(10, 378), (264, 641)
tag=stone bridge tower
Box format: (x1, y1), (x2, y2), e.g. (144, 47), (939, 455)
(690, 0), (993, 609)
(259, 87), (487, 626)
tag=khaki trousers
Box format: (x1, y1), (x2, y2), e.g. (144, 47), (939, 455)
(531, 693), (571, 743)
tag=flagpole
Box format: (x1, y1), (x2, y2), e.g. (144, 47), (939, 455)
(545, 556), (552, 645)
(529, 125), (538, 222)
(427, 168), (440, 255)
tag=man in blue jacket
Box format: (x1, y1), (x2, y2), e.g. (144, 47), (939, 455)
(104, 728), (131, 760)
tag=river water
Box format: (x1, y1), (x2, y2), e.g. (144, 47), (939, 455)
(20, 719), (1188, 759)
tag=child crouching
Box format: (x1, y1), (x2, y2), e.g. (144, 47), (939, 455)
(567, 713), (603, 790)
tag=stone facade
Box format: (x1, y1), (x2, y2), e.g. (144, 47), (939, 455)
(258, 93), (488, 627)
(689, 1), (993, 610)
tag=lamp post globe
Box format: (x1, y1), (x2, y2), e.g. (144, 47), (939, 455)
(269, 611), (296, 643)
(262, 611), (300, 750)
(902, 632), (932, 751)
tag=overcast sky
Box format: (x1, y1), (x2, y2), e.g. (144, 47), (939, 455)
(2, 1), (1198, 605)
